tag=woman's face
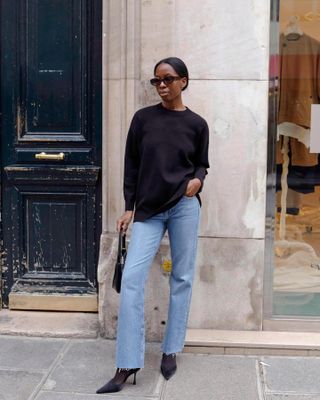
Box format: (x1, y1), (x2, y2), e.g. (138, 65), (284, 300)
(154, 63), (187, 103)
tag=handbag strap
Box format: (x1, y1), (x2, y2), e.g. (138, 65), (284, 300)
(118, 230), (126, 255)
(121, 232), (126, 252)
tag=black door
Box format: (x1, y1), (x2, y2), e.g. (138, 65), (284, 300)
(0, 0), (102, 310)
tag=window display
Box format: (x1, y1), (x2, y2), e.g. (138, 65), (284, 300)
(273, 0), (320, 316)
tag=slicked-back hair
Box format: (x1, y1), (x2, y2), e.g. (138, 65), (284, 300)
(153, 57), (189, 91)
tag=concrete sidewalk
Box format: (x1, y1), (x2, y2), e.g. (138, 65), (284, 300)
(0, 335), (320, 400)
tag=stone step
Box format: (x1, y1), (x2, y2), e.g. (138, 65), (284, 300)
(0, 309), (99, 338)
(185, 328), (320, 356)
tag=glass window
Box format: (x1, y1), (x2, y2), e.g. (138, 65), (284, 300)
(272, 0), (320, 316)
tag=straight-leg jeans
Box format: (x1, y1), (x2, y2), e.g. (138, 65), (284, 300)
(116, 195), (200, 368)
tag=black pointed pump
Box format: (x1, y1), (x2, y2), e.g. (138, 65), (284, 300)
(96, 368), (140, 394)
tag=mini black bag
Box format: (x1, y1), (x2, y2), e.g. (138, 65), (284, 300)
(112, 231), (127, 293)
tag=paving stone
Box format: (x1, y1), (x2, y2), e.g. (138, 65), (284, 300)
(144, 342), (162, 369)
(2, 333), (320, 400)
(0, 370), (44, 400)
(0, 335), (66, 370)
(35, 391), (158, 400)
(46, 339), (164, 396)
(263, 357), (320, 394)
(163, 354), (259, 400)
(266, 396), (320, 400)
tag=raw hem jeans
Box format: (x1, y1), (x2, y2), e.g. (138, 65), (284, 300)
(116, 195), (200, 368)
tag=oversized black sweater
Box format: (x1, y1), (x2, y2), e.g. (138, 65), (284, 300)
(124, 103), (210, 222)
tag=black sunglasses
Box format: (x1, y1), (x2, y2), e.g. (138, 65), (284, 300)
(150, 76), (181, 86)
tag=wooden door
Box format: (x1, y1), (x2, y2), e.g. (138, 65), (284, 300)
(0, 0), (102, 311)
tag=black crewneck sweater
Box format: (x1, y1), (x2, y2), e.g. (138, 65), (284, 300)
(124, 103), (209, 222)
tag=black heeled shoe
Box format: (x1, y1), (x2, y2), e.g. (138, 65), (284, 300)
(96, 368), (140, 394)
(160, 353), (177, 380)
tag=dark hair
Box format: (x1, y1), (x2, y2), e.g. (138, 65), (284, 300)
(153, 57), (189, 91)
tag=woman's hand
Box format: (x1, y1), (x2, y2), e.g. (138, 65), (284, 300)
(117, 211), (134, 232)
(185, 178), (202, 197)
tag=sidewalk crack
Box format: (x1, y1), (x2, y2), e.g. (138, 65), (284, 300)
(27, 339), (72, 400)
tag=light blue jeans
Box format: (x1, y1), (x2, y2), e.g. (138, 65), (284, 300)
(116, 195), (200, 368)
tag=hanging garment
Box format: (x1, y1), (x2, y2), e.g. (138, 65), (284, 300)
(276, 163), (320, 194)
(278, 33), (320, 167)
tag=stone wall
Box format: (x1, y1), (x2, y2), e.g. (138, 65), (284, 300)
(98, 0), (271, 339)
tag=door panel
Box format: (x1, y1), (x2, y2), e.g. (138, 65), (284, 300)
(0, 0), (102, 309)
(27, 197), (82, 273)
(26, 0), (82, 137)
(17, 0), (89, 145)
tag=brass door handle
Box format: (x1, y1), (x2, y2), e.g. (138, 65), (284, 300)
(35, 152), (65, 160)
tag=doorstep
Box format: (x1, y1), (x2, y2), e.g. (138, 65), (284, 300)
(184, 329), (320, 356)
(0, 309), (99, 338)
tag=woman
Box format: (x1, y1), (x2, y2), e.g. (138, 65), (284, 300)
(96, 57), (209, 394)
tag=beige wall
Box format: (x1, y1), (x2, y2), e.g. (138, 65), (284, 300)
(98, 0), (271, 338)
(280, 0), (320, 40)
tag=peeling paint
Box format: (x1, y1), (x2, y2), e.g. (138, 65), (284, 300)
(242, 167), (266, 237)
(39, 70), (64, 74)
(213, 117), (230, 139)
(16, 105), (25, 137)
(247, 251), (263, 329)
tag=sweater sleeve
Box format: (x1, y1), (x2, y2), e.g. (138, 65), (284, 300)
(123, 114), (140, 210)
(194, 122), (210, 186)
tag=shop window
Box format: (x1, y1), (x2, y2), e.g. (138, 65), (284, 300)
(270, 0), (320, 317)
